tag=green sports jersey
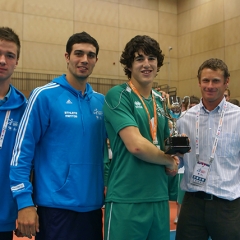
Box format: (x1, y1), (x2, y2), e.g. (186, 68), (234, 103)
(103, 83), (170, 203)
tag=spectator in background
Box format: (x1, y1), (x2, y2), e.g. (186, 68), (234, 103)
(10, 32), (106, 240)
(229, 98), (239, 106)
(0, 27), (27, 240)
(182, 95), (200, 111)
(224, 88), (230, 101)
(104, 139), (112, 189)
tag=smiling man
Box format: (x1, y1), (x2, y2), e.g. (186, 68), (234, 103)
(176, 58), (240, 240)
(103, 35), (179, 240)
(0, 27), (27, 240)
(10, 32), (106, 240)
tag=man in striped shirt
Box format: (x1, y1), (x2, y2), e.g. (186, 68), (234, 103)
(176, 58), (240, 240)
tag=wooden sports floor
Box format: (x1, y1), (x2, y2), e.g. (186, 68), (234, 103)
(13, 201), (177, 240)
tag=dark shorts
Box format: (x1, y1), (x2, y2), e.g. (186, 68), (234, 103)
(36, 206), (103, 240)
(177, 173), (185, 204)
(0, 231), (13, 240)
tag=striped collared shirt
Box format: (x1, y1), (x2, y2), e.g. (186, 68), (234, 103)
(177, 97), (240, 200)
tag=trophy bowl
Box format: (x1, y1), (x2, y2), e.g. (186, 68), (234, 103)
(163, 96), (191, 154)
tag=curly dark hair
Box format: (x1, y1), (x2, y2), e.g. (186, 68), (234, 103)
(120, 35), (164, 79)
(66, 31), (99, 56)
(197, 58), (230, 83)
(0, 27), (20, 59)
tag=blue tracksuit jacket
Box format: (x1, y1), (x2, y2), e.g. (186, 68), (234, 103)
(0, 85), (26, 231)
(10, 75), (106, 212)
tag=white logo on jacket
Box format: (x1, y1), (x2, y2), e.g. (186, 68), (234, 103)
(7, 119), (19, 131)
(156, 104), (165, 118)
(66, 99), (72, 104)
(93, 109), (103, 120)
(134, 101), (143, 109)
(64, 111), (78, 118)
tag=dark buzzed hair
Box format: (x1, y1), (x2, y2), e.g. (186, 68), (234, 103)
(120, 35), (164, 79)
(0, 27), (21, 59)
(66, 31), (99, 56)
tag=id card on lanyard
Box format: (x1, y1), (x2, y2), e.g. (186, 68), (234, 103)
(0, 110), (11, 149)
(191, 161), (210, 186)
(190, 102), (227, 186)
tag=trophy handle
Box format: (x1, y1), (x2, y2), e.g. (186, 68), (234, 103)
(162, 98), (171, 120)
(163, 96), (182, 136)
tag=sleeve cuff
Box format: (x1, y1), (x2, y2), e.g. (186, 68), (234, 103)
(16, 193), (34, 210)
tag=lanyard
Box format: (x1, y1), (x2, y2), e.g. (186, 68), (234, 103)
(128, 81), (158, 144)
(196, 102), (227, 162)
(0, 110), (11, 149)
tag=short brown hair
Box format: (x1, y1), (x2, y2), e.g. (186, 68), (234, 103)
(0, 27), (20, 59)
(197, 58), (230, 83)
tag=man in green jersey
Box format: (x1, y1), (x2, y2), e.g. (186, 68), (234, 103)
(103, 35), (179, 240)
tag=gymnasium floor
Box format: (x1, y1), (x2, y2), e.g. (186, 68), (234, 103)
(13, 201), (177, 240)
(169, 201), (177, 239)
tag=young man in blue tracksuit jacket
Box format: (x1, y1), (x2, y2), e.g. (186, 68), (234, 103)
(10, 32), (107, 240)
(0, 27), (27, 240)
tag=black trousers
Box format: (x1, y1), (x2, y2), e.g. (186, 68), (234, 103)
(0, 231), (13, 240)
(176, 192), (240, 240)
(36, 206), (103, 240)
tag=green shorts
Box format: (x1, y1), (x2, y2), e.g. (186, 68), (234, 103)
(104, 201), (170, 240)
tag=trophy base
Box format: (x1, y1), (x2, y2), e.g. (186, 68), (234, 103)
(165, 136), (191, 154)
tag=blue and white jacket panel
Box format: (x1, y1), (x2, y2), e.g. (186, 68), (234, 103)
(10, 75), (106, 212)
(0, 85), (27, 231)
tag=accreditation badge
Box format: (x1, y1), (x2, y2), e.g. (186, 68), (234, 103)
(190, 161), (210, 186)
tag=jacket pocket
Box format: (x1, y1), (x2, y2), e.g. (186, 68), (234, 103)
(52, 164), (103, 208)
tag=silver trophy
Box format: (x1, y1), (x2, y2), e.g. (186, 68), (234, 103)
(163, 96), (191, 154)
